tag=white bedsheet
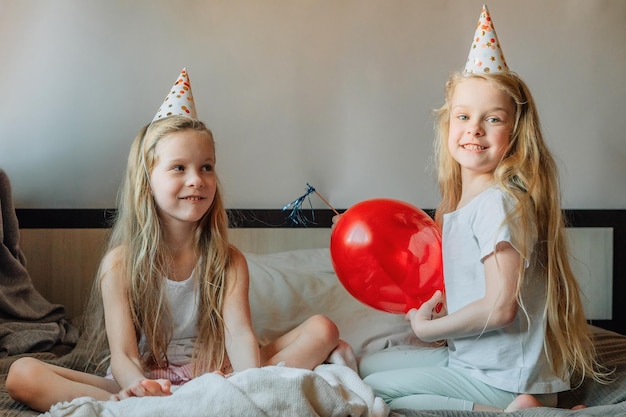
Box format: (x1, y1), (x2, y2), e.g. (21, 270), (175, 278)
(40, 364), (389, 417)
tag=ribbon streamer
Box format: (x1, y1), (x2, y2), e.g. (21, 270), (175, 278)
(283, 183), (338, 226)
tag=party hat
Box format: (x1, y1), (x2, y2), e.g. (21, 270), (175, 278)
(464, 5), (508, 75)
(152, 68), (197, 122)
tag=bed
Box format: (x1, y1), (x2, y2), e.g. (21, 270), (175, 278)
(2, 206), (626, 417)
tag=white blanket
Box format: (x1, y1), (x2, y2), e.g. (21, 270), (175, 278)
(41, 364), (389, 417)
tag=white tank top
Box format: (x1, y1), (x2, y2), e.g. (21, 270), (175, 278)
(164, 271), (199, 365)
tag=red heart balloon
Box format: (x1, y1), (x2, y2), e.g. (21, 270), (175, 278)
(330, 199), (444, 314)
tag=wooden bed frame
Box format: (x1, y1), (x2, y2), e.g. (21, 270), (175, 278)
(15, 208), (626, 335)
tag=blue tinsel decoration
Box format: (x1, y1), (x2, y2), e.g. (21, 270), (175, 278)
(282, 183), (318, 226)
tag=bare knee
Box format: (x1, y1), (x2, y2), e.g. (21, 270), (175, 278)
(6, 357), (45, 402)
(305, 314), (340, 348)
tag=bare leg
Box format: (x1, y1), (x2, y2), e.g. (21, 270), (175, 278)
(485, 394), (586, 413)
(469, 395), (539, 412)
(260, 314), (339, 370)
(504, 394), (543, 412)
(6, 357), (120, 412)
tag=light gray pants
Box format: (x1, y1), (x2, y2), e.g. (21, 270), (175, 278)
(360, 345), (557, 411)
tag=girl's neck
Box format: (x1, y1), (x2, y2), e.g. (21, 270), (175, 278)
(168, 249), (198, 282)
(161, 221), (199, 281)
(165, 237), (198, 282)
(161, 219), (197, 248)
(457, 173), (495, 210)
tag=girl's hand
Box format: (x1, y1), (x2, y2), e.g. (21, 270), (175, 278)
(331, 214), (343, 229)
(405, 290), (446, 340)
(112, 378), (173, 401)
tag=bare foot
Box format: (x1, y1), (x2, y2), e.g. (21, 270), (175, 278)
(505, 394), (542, 412)
(505, 394), (587, 412)
(140, 379), (172, 396)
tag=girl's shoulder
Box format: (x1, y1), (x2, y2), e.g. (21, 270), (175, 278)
(447, 186), (509, 219)
(478, 185), (509, 203)
(221, 245), (249, 293)
(229, 245), (248, 272)
(100, 245), (124, 269)
(469, 186), (515, 215)
(98, 245), (126, 287)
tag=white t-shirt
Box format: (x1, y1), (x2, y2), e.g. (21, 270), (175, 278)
(442, 186), (569, 394)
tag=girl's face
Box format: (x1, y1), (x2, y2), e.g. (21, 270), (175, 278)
(447, 77), (515, 181)
(150, 129), (217, 226)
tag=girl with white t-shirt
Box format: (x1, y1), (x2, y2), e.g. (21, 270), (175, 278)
(359, 6), (609, 412)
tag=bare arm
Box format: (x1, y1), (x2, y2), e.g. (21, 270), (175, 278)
(100, 248), (172, 399)
(408, 241), (520, 342)
(222, 250), (261, 371)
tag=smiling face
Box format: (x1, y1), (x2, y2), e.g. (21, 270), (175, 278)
(149, 128), (217, 227)
(447, 77), (515, 183)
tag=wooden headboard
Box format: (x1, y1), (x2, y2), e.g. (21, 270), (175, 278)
(15, 208), (626, 335)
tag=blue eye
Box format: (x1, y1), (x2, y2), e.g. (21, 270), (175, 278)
(202, 164), (214, 172)
(457, 115), (468, 121)
(172, 165), (185, 172)
(487, 117), (501, 123)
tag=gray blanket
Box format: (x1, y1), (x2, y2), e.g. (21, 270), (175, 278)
(0, 168), (78, 356)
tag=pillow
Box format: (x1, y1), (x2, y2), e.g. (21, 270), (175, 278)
(245, 248), (412, 358)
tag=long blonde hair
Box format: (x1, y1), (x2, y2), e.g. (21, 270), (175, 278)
(434, 72), (607, 384)
(84, 115), (235, 376)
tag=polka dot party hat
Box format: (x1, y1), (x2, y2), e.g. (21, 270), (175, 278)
(152, 68), (198, 122)
(464, 5), (509, 75)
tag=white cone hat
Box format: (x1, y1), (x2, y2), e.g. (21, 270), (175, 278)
(152, 68), (197, 122)
(464, 5), (509, 74)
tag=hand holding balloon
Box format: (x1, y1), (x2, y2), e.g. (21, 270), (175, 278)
(406, 290), (447, 341)
(330, 199), (444, 314)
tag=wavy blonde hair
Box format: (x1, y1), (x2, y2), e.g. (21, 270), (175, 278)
(84, 115), (235, 376)
(433, 72), (608, 384)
